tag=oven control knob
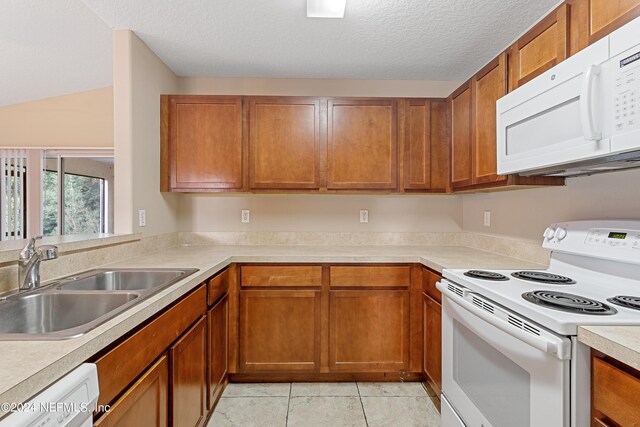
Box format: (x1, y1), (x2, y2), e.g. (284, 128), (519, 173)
(554, 227), (568, 240)
(543, 227), (556, 240)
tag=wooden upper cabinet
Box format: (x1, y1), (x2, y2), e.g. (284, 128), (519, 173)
(450, 83), (473, 188)
(327, 98), (398, 190)
(249, 97), (322, 189)
(164, 95), (245, 191)
(582, 0), (640, 44)
(402, 99), (432, 190)
(507, 4), (571, 91)
(473, 53), (507, 185)
(430, 100), (450, 192)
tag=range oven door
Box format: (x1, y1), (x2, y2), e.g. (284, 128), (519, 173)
(438, 280), (572, 427)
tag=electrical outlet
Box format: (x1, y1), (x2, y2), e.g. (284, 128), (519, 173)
(483, 211), (491, 227)
(138, 209), (146, 227)
(241, 209), (250, 224)
(359, 209), (369, 223)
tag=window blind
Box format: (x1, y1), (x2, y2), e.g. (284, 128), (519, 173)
(0, 149), (27, 240)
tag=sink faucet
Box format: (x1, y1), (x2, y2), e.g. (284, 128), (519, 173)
(18, 236), (58, 290)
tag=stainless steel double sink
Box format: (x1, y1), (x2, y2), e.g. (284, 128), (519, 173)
(0, 268), (198, 340)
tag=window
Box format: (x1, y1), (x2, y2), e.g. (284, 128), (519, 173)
(0, 149), (113, 241)
(43, 153), (113, 236)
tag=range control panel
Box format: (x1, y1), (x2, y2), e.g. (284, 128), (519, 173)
(585, 228), (640, 249)
(543, 221), (640, 266)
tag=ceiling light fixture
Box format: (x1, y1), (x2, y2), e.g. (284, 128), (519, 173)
(307, 0), (346, 18)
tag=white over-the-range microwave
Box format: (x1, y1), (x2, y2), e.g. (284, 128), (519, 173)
(497, 16), (640, 177)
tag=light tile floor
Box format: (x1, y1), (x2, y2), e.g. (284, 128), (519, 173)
(208, 382), (440, 427)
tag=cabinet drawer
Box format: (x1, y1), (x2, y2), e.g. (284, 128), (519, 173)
(241, 265), (322, 287)
(592, 357), (640, 426)
(95, 285), (207, 408)
(422, 268), (441, 303)
(208, 268), (229, 305)
(330, 266), (410, 288)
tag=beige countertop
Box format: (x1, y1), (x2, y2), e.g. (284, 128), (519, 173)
(578, 325), (640, 371)
(0, 244), (545, 413)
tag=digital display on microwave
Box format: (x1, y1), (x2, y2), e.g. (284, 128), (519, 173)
(608, 232), (627, 239)
(620, 51), (640, 67)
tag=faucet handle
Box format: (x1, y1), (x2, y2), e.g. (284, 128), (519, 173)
(38, 245), (58, 261)
(20, 236), (43, 259)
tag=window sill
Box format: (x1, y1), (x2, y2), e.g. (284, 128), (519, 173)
(0, 234), (141, 265)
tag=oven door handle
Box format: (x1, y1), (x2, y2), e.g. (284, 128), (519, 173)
(437, 281), (571, 360)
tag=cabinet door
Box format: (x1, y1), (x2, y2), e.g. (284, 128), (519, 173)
(403, 99), (431, 190)
(208, 295), (228, 410)
(591, 356), (640, 426)
(327, 98), (398, 190)
(170, 316), (207, 427)
(239, 290), (321, 371)
(249, 97), (322, 189)
(473, 54), (507, 185)
(430, 100), (450, 192)
(450, 83), (473, 188)
(329, 290), (409, 372)
(423, 293), (442, 396)
(94, 355), (168, 427)
(169, 96), (244, 191)
(507, 4), (570, 91)
(583, 0), (640, 44)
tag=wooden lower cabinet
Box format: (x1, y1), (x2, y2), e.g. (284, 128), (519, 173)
(170, 316), (208, 427)
(94, 355), (168, 427)
(423, 293), (442, 395)
(591, 353), (640, 426)
(208, 294), (228, 409)
(329, 290), (410, 372)
(239, 290), (321, 372)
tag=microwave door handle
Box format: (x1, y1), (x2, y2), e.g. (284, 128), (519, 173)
(580, 64), (602, 141)
(437, 281), (570, 360)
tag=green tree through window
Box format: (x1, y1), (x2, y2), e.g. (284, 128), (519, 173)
(43, 170), (104, 236)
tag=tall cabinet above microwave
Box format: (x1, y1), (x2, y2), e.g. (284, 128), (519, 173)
(497, 16), (640, 177)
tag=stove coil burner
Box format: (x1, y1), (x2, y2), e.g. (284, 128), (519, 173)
(512, 271), (576, 284)
(522, 290), (617, 315)
(463, 270), (509, 281)
(608, 296), (640, 311)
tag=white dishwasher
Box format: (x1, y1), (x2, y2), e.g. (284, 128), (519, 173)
(0, 364), (99, 427)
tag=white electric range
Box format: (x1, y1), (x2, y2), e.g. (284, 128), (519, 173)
(437, 220), (640, 427)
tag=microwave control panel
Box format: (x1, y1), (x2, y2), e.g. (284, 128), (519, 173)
(613, 48), (640, 134)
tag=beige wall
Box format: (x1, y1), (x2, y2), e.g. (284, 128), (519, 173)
(178, 77), (460, 98)
(179, 194), (462, 233)
(0, 87), (113, 147)
(113, 30), (179, 236)
(462, 168), (640, 242)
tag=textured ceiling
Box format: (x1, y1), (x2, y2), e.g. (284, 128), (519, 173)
(0, 0), (112, 106)
(82, 0), (559, 80)
(2, 0), (560, 107)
